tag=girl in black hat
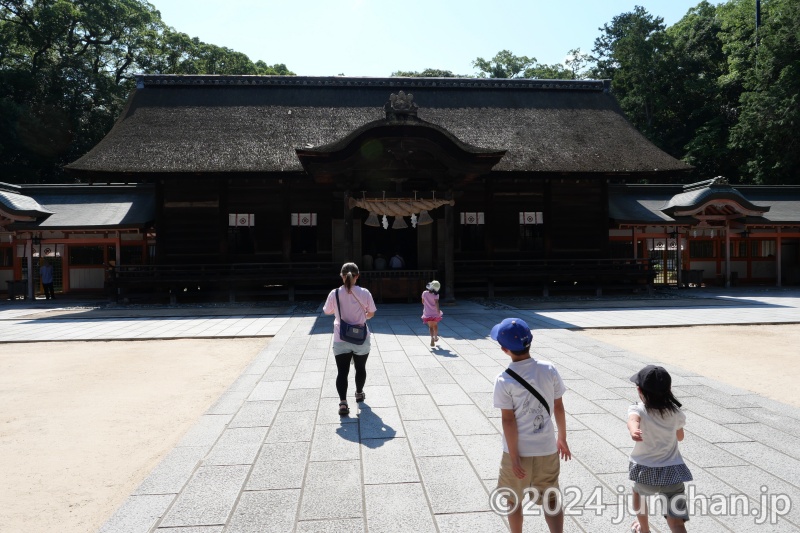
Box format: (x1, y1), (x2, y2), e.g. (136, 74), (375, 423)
(627, 365), (692, 533)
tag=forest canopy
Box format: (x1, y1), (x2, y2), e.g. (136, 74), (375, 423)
(0, 0), (293, 183)
(1, 0), (798, 185)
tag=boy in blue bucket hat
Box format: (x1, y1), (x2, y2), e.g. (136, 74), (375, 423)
(491, 318), (572, 533)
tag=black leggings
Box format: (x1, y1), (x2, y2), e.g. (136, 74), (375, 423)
(335, 352), (369, 401)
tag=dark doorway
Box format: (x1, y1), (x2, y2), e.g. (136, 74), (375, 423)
(361, 217), (418, 269)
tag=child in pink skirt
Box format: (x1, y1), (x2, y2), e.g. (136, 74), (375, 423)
(422, 280), (443, 346)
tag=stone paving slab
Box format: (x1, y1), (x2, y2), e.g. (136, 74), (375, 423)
(4, 293), (800, 532)
(90, 306), (800, 531)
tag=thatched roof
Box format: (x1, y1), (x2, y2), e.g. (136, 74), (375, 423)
(66, 75), (692, 176)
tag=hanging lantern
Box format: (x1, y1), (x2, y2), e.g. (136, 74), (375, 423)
(417, 210), (433, 225)
(410, 213), (418, 228)
(381, 215), (389, 230)
(392, 216), (408, 229)
(364, 212), (380, 227)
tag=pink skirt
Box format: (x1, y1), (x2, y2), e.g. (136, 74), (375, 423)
(422, 316), (442, 324)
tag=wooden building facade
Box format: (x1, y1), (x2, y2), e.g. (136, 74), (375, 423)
(0, 183), (153, 299)
(2, 75), (799, 300)
(64, 75), (692, 300)
(609, 179), (800, 288)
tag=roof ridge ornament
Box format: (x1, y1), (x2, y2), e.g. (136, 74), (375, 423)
(385, 91), (418, 120)
(684, 175), (729, 191)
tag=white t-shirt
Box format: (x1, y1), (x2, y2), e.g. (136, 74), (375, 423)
(493, 358), (566, 457)
(628, 403), (686, 467)
(322, 285), (377, 343)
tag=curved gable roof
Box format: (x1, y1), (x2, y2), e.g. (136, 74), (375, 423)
(0, 184), (53, 220)
(610, 183), (800, 225)
(66, 75), (692, 176)
(296, 114), (507, 176)
(661, 178), (769, 217)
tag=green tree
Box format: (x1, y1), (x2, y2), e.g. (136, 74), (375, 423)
(660, 1), (741, 179)
(564, 48), (593, 79)
(0, 0), (294, 183)
(472, 50), (536, 78)
(522, 63), (572, 79)
(255, 61), (294, 75)
(592, 6), (669, 136)
(391, 68), (460, 77)
(472, 49), (592, 80)
(0, 0), (165, 182)
(725, 0), (800, 184)
(591, 0), (800, 184)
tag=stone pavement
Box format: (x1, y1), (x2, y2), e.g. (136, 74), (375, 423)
(3, 289), (800, 532)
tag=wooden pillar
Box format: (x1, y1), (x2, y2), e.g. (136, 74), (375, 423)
(281, 182), (291, 261)
(154, 180), (164, 264)
(444, 190), (455, 303)
(25, 239), (33, 299)
(675, 228), (682, 288)
(777, 227), (783, 287)
(725, 223), (731, 288)
(632, 227), (637, 259)
(543, 179), (552, 258)
(61, 242), (70, 295)
(485, 177), (493, 260)
(116, 232), (122, 266)
(344, 191), (354, 262)
(219, 179), (229, 260)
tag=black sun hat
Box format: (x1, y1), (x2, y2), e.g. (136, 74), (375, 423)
(630, 365), (672, 394)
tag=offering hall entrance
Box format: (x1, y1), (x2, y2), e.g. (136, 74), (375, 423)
(647, 237), (680, 286)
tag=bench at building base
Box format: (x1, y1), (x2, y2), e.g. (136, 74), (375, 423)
(455, 258), (655, 298)
(6, 280), (28, 300)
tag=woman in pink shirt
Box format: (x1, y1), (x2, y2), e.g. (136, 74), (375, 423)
(323, 263), (377, 416)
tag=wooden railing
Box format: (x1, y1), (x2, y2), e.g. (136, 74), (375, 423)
(110, 262), (341, 303)
(110, 263), (439, 303)
(358, 269), (437, 303)
(454, 258), (655, 297)
(109, 258), (654, 302)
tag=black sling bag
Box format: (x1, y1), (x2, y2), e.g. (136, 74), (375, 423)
(334, 288), (368, 345)
(504, 368), (551, 416)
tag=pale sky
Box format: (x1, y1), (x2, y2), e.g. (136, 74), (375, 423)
(149, 0), (709, 77)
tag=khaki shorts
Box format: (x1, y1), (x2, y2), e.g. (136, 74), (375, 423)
(497, 452), (560, 507)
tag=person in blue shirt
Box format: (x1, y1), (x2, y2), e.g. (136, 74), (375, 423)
(40, 260), (55, 300)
